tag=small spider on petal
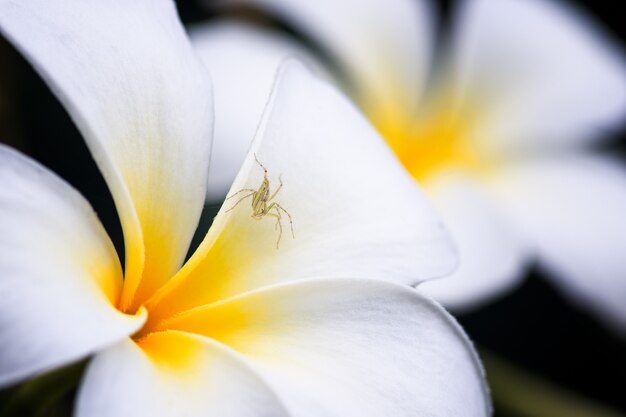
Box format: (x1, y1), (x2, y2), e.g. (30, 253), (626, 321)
(225, 153), (294, 249)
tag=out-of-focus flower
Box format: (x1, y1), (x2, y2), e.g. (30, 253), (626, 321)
(0, 1), (490, 415)
(196, 0), (626, 331)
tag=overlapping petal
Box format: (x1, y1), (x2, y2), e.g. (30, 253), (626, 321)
(0, 0), (214, 311)
(419, 174), (531, 310)
(449, 0), (626, 156)
(0, 146), (145, 388)
(214, 0), (433, 123)
(76, 331), (289, 417)
(190, 20), (320, 200)
(493, 155), (626, 330)
(162, 278), (490, 417)
(142, 62), (456, 326)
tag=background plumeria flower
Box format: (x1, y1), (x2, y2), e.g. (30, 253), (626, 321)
(0, 0), (490, 415)
(195, 0), (626, 331)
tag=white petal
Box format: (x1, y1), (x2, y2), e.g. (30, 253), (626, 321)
(450, 0), (626, 155)
(214, 0), (434, 119)
(76, 332), (289, 417)
(419, 174), (531, 310)
(144, 62), (456, 323)
(0, 0), (214, 310)
(190, 20), (322, 200)
(0, 146), (145, 388)
(164, 278), (491, 417)
(493, 154), (626, 332)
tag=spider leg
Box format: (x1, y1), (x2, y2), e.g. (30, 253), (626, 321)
(265, 210), (283, 249)
(254, 153), (268, 173)
(225, 192), (255, 213)
(267, 175), (283, 202)
(274, 203), (295, 239)
(273, 208), (281, 231)
(225, 188), (256, 200)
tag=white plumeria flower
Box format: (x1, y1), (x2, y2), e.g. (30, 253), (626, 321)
(195, 0), (626, 331)
(0, 1), (490, 416)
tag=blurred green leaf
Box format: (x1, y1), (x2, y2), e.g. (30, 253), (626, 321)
(483, 349), (625, 417)
(0, 359), (86, 417)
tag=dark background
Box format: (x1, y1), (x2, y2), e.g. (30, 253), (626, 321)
(0, 1), (624, 416)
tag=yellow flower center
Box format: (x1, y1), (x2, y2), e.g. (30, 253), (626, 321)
(121, 207), (277, 369)
(370, 92), (490, 183)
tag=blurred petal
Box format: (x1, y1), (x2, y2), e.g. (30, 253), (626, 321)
(0, 0), (214, 311)
(190, 20), (320, 200)
(164, 278), (491, 417)
(144, 62), (456, 325)
(76, 331), (289, 417)
(494, 154), (626, 331)
(450, 0), (626, 155)
(0, 146), (145, 388)
(215, 0), (434, 121)
(419, 174), (531, 310)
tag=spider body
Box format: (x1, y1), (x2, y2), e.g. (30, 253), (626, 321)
(250, 176), (271, 218)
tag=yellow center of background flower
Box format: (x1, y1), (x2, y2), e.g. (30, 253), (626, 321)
(370, 92), (490, 183)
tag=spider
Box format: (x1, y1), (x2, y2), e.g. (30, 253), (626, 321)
(225, 154), (295, 249)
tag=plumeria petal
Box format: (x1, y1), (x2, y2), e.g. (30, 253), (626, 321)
(449, 0), (626, 155)
(76, 331), (289, 417)
(162, 278), (491, 416)
(419, 174), (531, 310)
(190, 20), (321, 200)
(0, 0), (214, 311)
(493, 154), (626, 331)
(0, 146), (145, 388)
(143, 62), (456, 326)
(214, 0), (434, 123)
